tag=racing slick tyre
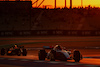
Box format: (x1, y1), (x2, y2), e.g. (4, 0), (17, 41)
(17, 49), (21, 56)
(73, 50), (81, 62)
(1, 48), (5, 55)
(49, 50), (56, 61)
(22, 49), (27, 56)
(38, 50), (46, 60)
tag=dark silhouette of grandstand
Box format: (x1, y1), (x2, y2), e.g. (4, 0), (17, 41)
(0, 1), (32, 31)
(0, 1), (100, 31)
(31, 6), (100, 31)
(0, 1), (100, 36)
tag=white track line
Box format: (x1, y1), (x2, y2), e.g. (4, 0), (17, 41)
(34, 60), (45, 62)
(20, 59), (30, 61)
(0, 58), (5, 59)
(48, 61), (61, 64)
(8, 58), (17, 60)
(85, 65), (99, 67)
(65, 63), (78, 65)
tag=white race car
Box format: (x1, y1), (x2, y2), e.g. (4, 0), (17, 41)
(38, 45), (82, 62)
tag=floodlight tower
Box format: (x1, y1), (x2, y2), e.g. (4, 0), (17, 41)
(65, 0), (66, 8)
(81, 0), (83, 7)
(70, 0), (72, 8)
(55, 0), (56, 8)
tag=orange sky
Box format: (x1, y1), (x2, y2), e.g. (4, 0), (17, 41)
(32, 0), (100, 8)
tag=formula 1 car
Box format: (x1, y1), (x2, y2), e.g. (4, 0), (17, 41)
(7, 47), (27, 56)
(38, 45), (82, 62)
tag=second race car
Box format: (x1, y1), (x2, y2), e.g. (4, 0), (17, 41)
(1, 44), (27, 56)
(38, 45), (82, 62)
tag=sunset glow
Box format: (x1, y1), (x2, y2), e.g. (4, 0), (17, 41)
(32, 0), (100, 8)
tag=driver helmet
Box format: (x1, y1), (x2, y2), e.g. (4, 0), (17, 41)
(54, 45), (62, 50)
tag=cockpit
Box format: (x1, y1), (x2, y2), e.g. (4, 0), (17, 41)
(53, 45), (62, 51)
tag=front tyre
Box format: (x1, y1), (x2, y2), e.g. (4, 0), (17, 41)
(73, 50), (81, 62)
(22, 49), (27, 56)
(38, 50), (46, 60)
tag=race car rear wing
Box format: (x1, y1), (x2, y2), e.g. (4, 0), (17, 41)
(43, 46), (53, 49)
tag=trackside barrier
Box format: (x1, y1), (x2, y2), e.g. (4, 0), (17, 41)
(0, 30), (100, 36)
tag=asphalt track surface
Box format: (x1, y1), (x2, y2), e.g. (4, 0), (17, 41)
(0, 36), (100, 67)
(0, 57), (99, 67)
(0, 58), (91, 67)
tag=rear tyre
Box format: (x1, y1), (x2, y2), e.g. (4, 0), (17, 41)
(22, 49), (27, 56)
(73, 50), (81, 62)
(38, 50), (46, 60)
